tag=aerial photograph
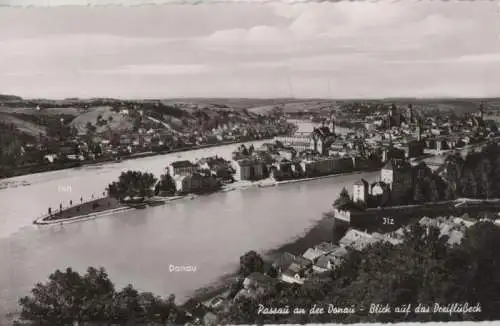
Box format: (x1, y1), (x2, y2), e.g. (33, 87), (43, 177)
(1, 1), (500, 325)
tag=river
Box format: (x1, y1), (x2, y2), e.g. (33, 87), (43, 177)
(0, 136), (379, 321)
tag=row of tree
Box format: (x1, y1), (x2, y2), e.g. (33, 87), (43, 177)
(106, 169), (228, 202)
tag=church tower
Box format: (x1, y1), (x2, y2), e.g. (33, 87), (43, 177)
(328, 112), (336, 135)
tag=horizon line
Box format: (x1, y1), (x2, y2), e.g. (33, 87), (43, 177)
(3, 94), (500, 102)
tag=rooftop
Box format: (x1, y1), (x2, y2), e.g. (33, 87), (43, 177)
(314, 242), (339, 254)
(354, 179), (369, 186)
(273, 252), (312, 270)
(170, 160), (196, 168)
(382, 159), (412, 171)
(314, 255), (332, 270)
(245, 272), (278, 287)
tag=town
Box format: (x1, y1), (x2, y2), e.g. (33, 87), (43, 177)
(15, 99), (500, 326)
(0, 96), (296, 179)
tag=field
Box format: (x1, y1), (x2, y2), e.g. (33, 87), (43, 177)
(0, 106), (82, 116)
(0, 113), (48, 137)
(69, 106), (134, 135)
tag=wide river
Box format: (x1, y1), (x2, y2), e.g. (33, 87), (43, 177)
(0, 124), (379, 320)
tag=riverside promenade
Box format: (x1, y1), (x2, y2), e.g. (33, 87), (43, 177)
(33, 193), (128, 225)
(33, 192), (188, 226)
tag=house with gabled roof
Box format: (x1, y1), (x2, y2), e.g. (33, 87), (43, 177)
(281, 262), (307, 284)
(339, 229), (378, 251)
(272, 252), (312, 275)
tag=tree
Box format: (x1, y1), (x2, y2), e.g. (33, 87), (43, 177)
(18, 267), (115, 325)
(267, 265), (279, 278)
(155, 173), (177, 196)
(444, 183), (457, 201)
(461, 168), (478, 198)
(85, 122), (96, 134)
(18, 267), (181, 325)
(239, 250), (265, 277)
(107, 170), (158, 201)
(475, 159), (493, 199)
(334, 187), (352, 207)
(224, 220), (500, 324)
(240, 145), (249, 156)
(413, 180), (426, 203)
(427, 178), (440, 202)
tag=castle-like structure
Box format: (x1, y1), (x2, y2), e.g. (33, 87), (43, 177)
(310, 116), (336, 155)
(353, 158), (413, 206)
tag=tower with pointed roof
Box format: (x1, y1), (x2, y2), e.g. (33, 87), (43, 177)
(328, 111), (336, 135)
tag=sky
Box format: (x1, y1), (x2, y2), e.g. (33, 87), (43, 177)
(0, 1), (499, 99)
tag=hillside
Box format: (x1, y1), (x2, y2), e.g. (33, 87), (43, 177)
(69, 106), (134, 135)
(0, 113), (48, 137)
(0, 94), (22, 101)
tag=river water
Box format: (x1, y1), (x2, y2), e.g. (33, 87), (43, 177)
(0, 128), (378, 320)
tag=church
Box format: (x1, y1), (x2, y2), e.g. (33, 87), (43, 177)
(274, 113), (337, 156)
(310, 115), (336, 155)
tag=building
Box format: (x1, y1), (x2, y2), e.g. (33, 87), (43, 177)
(302, 248), (327, 262)
(405, 104), (414, 123)
(277, 149), (295, 161)
(173, 175), (190, 194)
(370, 181), (391, 206)
(168, 160), (197, 176)
(197, 156), (233, 180)
(353, 179), (369, 203)
(237, 159), (266, 181)
(315, 241), (339, 254)
(339, 229), (378, 251)
(312, 246), (348, 273)
(300, 157), (355, 177)
(311, 126), (336, 155)
(274, 132), (312, 153)
(281, 262), (308, 284)
(380, 159), (413, 202)
(272, 252), (312, 275)
(407, 140), (425, 158)
(239, 272), (279, 297)
(313, 256), (334, 273)
(381, 146), (406, 162)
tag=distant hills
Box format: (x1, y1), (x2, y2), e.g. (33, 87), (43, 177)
(0, 94), (22, 101)
(1, 94), (500, 139)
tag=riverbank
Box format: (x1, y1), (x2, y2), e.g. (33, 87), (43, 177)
(33, 195), (186, 226)
(0, 138), (274, 180)
(32, 168), (378, 226)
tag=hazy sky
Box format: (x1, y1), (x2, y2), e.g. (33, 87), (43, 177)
(0, 1), (499, 99)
